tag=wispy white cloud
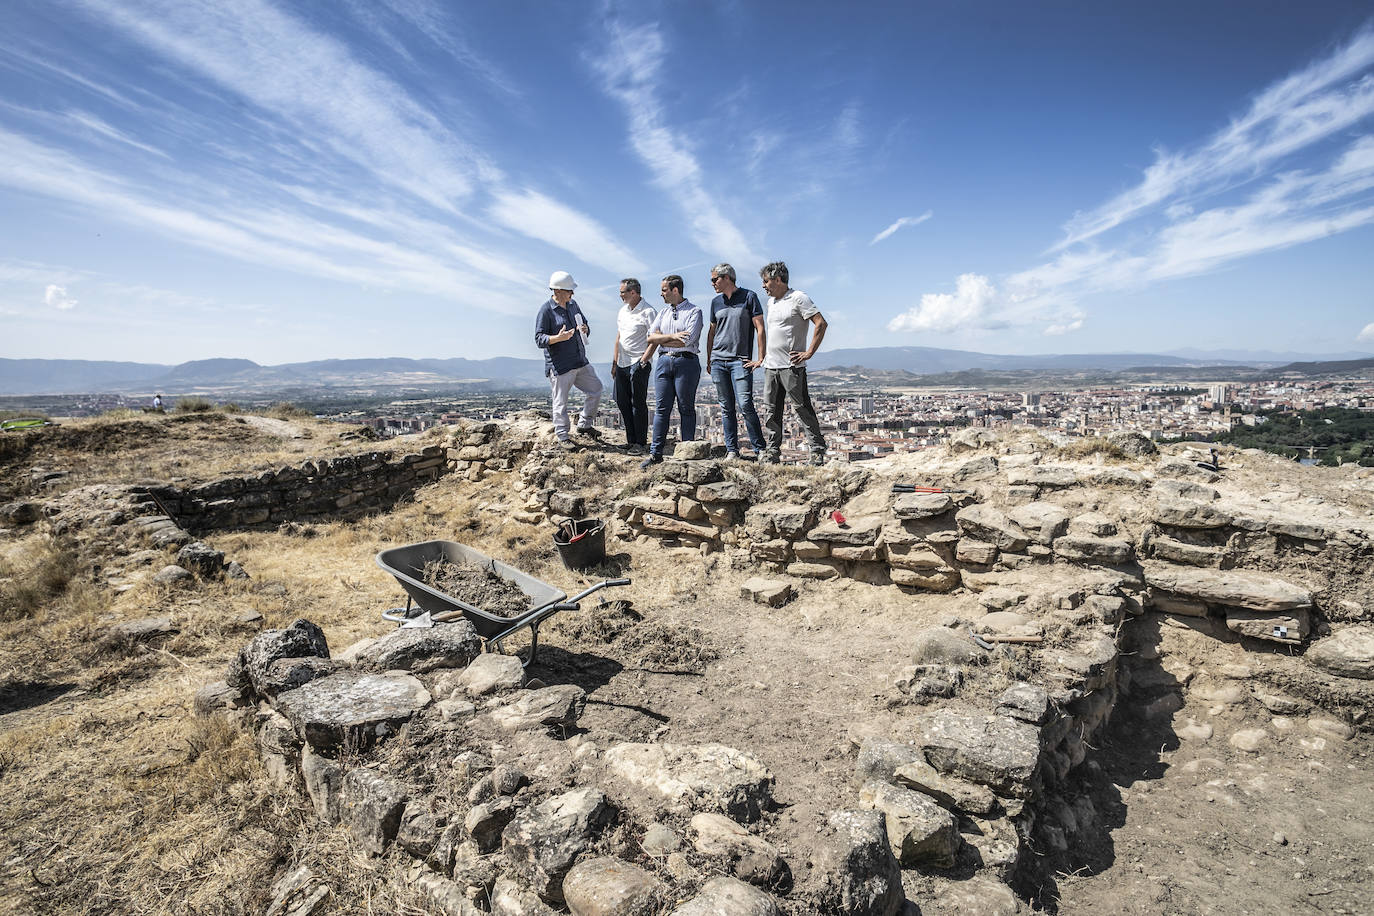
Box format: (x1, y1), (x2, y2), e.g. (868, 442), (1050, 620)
(0, 128), (536, 316)
(892, 26), (1374, 338)
(870, 210), (933, 245)
(83, 0), (496, 211)
(44, 284), (77, 310)
(1055, 26), (1374, 250)
(1357, 321), (1374, 342)
(5, 0), (640, 310)
(592, 20), (761, 265)
(63, 110), (170, 158)
(376, 0), (522, 100)
(488, 188), (646, 274)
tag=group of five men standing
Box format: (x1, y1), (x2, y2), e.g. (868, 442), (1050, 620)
(533, 261), (828, 467)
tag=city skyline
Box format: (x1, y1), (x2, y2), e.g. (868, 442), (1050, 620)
(2, 1), (1373, 364)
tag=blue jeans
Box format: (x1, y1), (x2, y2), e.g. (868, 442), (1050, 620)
(650, 353), (700, 457)
(710, 359), (765, 452)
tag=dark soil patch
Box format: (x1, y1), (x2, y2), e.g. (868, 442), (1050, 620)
(420, 557), (530, 618)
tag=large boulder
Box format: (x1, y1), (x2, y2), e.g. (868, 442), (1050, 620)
(501, 787), (616, 904)
(689, 813), (788, 887)
(955, 506), (1029, 552)
(273, 670), (431, 751)
(858, 781), (959, 868)
(911, 627), (982, 666)
(1006, 503), (1069, 545)
(809, 517), (883, 546)
(1225, 608), (1311, 644)
(745, 503), (817, 540)
(892, 492), (953, 520)
(562, 857), (663, 916)
(489, 685), (587, 732)
(603, 743), (774, 823)
(1107, 431), (1157, 457)
(229, 618), (330, 696)
(853, 738), (923, 787)
(1142, 563), (1312, 612)
(1153, 479), (1218, 501)
(355, 621), (483, 672)
(1305, 626), (1374, 679)
(1052, 535), (1134, 565)
(1006, 466), (1077, 488)
(892, 758), (997, 816)
(1151, 499), (1232, 529)
(917, 711), (1042, 797)
(668, 877), (780, 916)
(451, 653), (526, 696)
(175, 540), (226, 577)
(811, 810), (904, 916)
(342, 768), (408, 856)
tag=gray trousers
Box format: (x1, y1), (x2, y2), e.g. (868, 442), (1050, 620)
(763, 367), (825, 455)
(549, 363), (602, 440)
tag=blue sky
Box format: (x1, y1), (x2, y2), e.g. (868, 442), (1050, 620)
(2, 0), (1373, 365)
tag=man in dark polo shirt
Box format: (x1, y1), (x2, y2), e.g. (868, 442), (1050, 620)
(705, 262), (766, 460)
(534, 270), (602, 451)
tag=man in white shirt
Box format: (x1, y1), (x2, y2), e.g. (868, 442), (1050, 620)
(611, 278), (658, 456)
(760, 260), (828, 465)
(640, 274), (704, 468)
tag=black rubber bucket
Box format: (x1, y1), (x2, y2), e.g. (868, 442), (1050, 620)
(553, 518), (606, 571)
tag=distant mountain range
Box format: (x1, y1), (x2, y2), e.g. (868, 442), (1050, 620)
(2, 348), (1371, 396)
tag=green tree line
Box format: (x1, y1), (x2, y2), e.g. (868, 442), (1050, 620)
(1215, 407), (1374, 466)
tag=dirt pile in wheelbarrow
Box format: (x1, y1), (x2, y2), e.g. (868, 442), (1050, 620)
(420, 557), (529, 618)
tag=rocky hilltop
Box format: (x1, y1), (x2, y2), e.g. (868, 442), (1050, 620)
(1, 412), (1371, 915)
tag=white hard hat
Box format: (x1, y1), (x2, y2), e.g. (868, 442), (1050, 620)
(548, 270), (577, 291)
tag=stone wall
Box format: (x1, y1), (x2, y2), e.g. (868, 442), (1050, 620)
(136, 446), (449, 531)
(194, 430), (1372, 913)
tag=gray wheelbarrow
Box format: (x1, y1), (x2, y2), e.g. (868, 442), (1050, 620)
(377, 539), (629, 666)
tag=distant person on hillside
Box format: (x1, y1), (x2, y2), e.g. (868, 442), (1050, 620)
(706, 263), (767, 461)
(760, 260), (828, 465)
(534, 270), (602, 451)
(640, 274), (704, 468)
(152, 394), (163, 411)
(611, 278), (658, 456)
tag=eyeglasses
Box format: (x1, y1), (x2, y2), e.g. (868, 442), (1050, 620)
(710, 276), (724, 284)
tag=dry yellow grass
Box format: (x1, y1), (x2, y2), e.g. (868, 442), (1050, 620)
(0, 432), (491, 914)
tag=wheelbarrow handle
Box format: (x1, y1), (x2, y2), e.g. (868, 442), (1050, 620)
(563, 577), (632, 605)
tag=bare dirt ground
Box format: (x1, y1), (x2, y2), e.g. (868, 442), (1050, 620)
(1, 425), (1371, 914)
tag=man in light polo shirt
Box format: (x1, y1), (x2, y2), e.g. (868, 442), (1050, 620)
(640, 274), (704, 468)
(610, 277), (658, 456)
(760, 260), (828, 465)
(706, 262), (766, 461)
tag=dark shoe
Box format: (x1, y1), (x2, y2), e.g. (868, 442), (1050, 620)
(556, 438), (578, 451)
(626, 444), (645, 456)
(576, 425), (602, 439)
(639, 454), (663, 469)
(809, 452), (827, 466)
(760, 452), (780, 465)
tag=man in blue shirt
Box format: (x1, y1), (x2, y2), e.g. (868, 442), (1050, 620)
(706, 262), (767, 460)
(640, 274), (704, 468)
(534, 270), (603, 451)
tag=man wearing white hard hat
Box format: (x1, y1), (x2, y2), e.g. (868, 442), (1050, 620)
(534, 270), (603, 450)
